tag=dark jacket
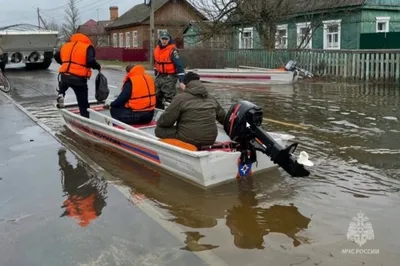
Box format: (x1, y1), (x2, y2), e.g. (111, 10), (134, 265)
(156, 80), (226, 147)
(110, 80), (132, 108)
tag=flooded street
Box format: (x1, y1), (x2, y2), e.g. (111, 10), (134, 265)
(2, 63), (400, 265)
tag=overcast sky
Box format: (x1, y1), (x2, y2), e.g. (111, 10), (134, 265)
(0, 0), (143, 27)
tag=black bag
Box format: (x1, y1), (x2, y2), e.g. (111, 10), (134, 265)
(95, 72), (109, 102)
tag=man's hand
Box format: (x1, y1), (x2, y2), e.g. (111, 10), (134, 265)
(103, 104), (110, 109)
(179, 82), (185, 90)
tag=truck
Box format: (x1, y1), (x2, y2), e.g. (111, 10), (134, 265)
(0, 23), (58, 70)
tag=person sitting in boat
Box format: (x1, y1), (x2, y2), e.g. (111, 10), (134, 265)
(155, 72), (226, 148)
(106, 63), (156, 125)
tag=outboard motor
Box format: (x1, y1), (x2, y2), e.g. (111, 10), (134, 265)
(224, 100), (312, 178)
(284, 60), (297, 71)
(284, 60), (313, 78)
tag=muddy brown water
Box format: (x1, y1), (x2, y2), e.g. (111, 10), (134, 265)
(17, 79), (400, 265)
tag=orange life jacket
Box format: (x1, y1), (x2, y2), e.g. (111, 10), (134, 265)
(154, 44), (177, 74)
(123, 65), (156, 111)
(63, 194), (98, 227)
(59, 33), (93, 78)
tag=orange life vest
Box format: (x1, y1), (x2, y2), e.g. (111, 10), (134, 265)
(59, 33), (93, 78)
(63, 194), (98, 227)
(154, 44), (177, 74)
(123, 65), (156, 111)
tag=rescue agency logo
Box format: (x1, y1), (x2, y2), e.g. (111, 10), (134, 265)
(342, 211), (379, 255)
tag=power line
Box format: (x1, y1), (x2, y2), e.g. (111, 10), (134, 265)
(40, 0), (87, 12)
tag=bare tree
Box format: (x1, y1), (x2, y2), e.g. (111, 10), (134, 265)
(61, 0), (80, 42)
(190, 0), (359, 49)
(41, 18), (62, 46)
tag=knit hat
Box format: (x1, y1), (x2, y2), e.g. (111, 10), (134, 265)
(183, 71), (200, 85)
(125, 63), (135, 73)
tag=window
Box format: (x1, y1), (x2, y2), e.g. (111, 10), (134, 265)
(275, 24), (288, 49)
(157, 29), (167, 38)
(323, 19), (341, 50)
(296, 22), (312, 49)
(112, 33), (117, 47)
(125, 32), (130, 48)
(118, 33), (123, 48)
(239, 27), (253, 49)
(376, 17), (390, 33)
(133, 31), (138, 47)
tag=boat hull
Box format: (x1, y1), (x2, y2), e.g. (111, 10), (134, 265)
(187, 68), (298, 85)
(59, 103), (293, 188)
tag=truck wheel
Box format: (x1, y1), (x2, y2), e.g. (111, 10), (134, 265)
(25, 59), (52, 70)
(25, 63), (39, 70)
(39, 59), (52, 69)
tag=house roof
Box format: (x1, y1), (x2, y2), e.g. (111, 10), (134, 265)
(106, 0), (207, 30)
(293, 0), (367, 13)
(226, 0), (368, 24)
(78, 19), (111, 35)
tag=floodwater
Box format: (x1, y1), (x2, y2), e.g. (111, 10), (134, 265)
(5, 65), (400, 265)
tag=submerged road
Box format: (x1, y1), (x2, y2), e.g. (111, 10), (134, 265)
(1, 62), (399, 266)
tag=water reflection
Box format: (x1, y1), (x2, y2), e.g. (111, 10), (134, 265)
(180, 232), (219, 252)
(58, 147), (108, 227)
(225, 180), (311, 249)
(56, 131), (312, 251)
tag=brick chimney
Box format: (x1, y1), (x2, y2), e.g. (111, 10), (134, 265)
(109, 6), (118, 21)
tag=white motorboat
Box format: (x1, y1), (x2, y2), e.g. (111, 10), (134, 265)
(58, 99), (312, 188)
(186, 61), (313, 85)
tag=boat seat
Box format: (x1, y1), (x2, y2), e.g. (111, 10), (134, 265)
(159, 138), (198, 151)
(159, 138), (233, 152)
(113, 120), (157, 129)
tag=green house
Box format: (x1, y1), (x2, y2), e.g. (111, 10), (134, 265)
(184, 0), (400, 50)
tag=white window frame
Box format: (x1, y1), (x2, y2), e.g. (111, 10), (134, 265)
(125, 32), (130, 48)
(376, 17), (390, 33)
(296, 22), (312, 49)
(132, 31), (138, 47)
(112, 33), (117, 47)
(118, 33), (123, 48)
(157, 29), (167, 38)
(323, 19), (342, 50)
(239, 27), (253, 49)
(275, 24), (288, 49)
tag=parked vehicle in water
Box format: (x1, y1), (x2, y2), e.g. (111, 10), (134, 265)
(0, 24), (58, 70)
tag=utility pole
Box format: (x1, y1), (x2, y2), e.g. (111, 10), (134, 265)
(149, 0), (154, 67)
(37, 7), (41, 29)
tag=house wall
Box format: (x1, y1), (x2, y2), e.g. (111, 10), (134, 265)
(107, 1), (204, 49)
(183, 25), (234, 48)
(275, 10), (361, 49)
(361, 9), (400, 32)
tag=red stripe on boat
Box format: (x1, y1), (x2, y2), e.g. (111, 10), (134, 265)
(199, 74), (271, 80)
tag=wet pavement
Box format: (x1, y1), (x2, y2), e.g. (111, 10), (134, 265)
(0, 93), (210, 266)
(1, 62), (400, 265)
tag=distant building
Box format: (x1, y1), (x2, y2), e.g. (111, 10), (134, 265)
(104, 0), (207, 49)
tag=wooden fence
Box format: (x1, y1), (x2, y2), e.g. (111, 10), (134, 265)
(179, 49), (400, 83)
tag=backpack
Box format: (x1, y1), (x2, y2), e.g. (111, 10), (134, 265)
(95, 72), (109, 102)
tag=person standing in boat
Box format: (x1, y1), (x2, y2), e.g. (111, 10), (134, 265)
(105, 63), (156, 125)
(155, 72), (226, 148)
(153, 31), (185, 109)
(54, 33), (101, 117)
